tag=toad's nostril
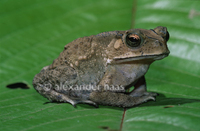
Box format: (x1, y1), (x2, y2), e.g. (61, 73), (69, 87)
(153, 26), (169, 41)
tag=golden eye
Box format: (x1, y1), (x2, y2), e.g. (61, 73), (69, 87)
(126, 34), (141, 48)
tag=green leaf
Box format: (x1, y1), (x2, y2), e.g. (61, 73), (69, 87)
(0, 0), (200, 131)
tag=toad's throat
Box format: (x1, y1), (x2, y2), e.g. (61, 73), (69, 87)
(113, 53), (169, 63)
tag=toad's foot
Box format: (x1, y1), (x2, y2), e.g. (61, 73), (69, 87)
(130, 91), (158, 97)
(143, 92), (158, 97)
(44, 90), (98, 108)
(140, 95), (155, 103)
(90, 91), (155, 108)
(69, 99), (99, 108)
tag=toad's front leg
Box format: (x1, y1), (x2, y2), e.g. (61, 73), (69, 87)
(89, 67), (155, 108)
(129, 76), (158, 97)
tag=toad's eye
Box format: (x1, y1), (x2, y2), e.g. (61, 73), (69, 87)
(126, 34), (141, 48)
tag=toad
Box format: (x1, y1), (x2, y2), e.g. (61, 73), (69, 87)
(33, 26), (170, 108)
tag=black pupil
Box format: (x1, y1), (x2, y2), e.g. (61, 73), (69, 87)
(126, 34), (141, 48)
(129, 37), (138, 42)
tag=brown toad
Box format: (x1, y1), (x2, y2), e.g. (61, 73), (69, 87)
(33, 26), (170, 108)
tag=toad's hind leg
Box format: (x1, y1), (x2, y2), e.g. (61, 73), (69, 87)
(89, 91), (155, 108)
(33, 65), (98, 107)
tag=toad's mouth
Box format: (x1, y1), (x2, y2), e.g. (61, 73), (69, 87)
(113, 53), (169, 63)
